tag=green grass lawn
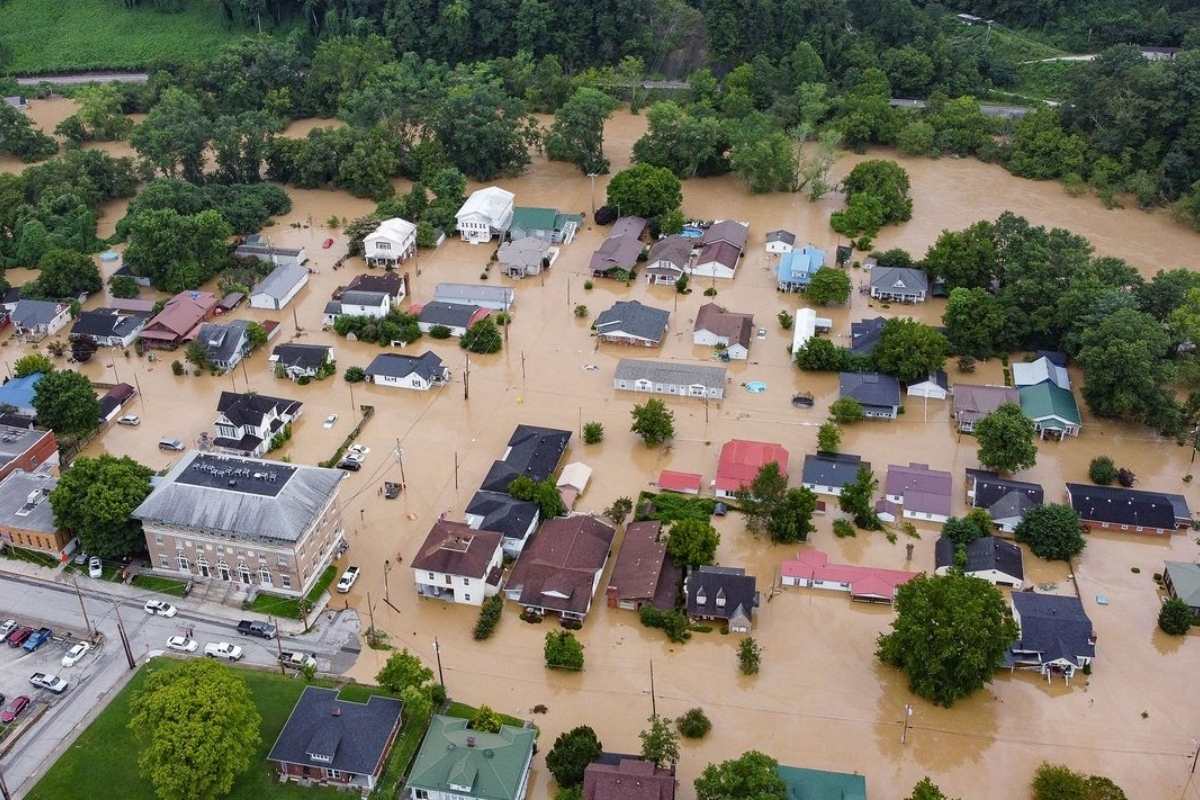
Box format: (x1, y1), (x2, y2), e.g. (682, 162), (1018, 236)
(444, 701), (527, 730)
(130, 574), (189, 597)
(246, 565), (338, 619)
(0, 545), (60, 569)
(27, 659), (416, 800)
(0, 0), (258, 74)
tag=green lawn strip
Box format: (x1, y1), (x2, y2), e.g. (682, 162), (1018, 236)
(0, 0), (260, 74)
(246, 565), (338, 620)
(443, 701), (526, 729)
(0, 546), (60, 569)
(635, 490), (718, 524)
(129, 575), (189, 597)
(368, 708), (431, 800)
(28, 659), (394, 800)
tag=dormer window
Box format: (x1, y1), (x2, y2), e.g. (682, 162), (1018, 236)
(696, 588), (707, 605)
(715, 588), (726, 608)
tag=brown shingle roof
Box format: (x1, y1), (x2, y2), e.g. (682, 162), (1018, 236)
(506, 515), (614, 616)
(141, 291), (218, 340)
(607, 522), (668, 604)
(584, 757), (676, 800)
(410, 520), (502, 579)
(694, 303), (753, 348)
(953, 384), (1019, 424)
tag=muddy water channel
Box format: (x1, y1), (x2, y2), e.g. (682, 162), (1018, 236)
(4, 104), (1200, 798)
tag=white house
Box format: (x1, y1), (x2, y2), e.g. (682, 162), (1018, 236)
(934, 536), (1024, 589)
(234, 236), (307, 268)
(249, 263), (309, 310)
(364, 217), (418, 266)
(212, 391), (302, 458)
(456, 187), (515, 245)
(414, 302), (490, 338)
(410, 520), (503, 606)
(70, 308), (149, 348)
(323, 290), (391, 326)
(363, 351), (449, 390)
(613, 359), (727, 400)
(690, 221), (749, 279)
(907, 371), (949, 400)
(876, 462), (952, 525)
(765, 229), (796, 254)
(270, 343), (335, 382)
(693, 302), (753, 360)
(789, 307), (832, 355)
(801, 452), (868, 497)
(11, 300), (71, 340)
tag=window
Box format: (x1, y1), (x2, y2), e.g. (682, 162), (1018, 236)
(462, 577), (470, 585)
(177, 556), (190, 572)
(155, 535), (163, 545)
(428, 572), (435, 580)
(281, 575), (292, 589)
(160, 557), (170, 569)
(415, 791), (429, 800)
(260, 569), (272, 586)
(445, 574), (452, 585)
(464, 594), (471, 602)
(376, 241), (391, 251)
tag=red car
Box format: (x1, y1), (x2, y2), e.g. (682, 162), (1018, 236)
(0, 696), (29, 724)
(322, 238), (334, 249)
(7, 627), (33, 647)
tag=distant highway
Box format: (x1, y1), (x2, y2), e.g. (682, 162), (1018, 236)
(15, 72), (149, 86)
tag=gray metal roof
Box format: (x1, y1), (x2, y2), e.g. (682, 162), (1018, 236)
(251, 263), (308, 301)
(595, 300), (669, 342)
(133, 451), (344, 544)
(613, 359), (726, 390)
(11, 300), (64, 328)
(0, 470), (59, 534)
(870, 266), (929, 295)
(434, 283), (514, 306)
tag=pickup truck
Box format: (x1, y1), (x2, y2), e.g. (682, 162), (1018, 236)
(278, 651), (317, 671)
(22, 628), (52, 652)
(204, 642), (243, 661)
(236, 620), (277, 640)
(30, 672), (69, 693)
(336, 566), (360, 593)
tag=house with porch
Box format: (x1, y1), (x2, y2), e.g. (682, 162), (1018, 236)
(965, 469), (1043, 532)
(407, 715), (536, 800)
(456, 186), (515, 244)
(781, 548), (916, 604)
(875, 462), (952, 525)
(605, 520), (680, 612)
(1013, 355), (1070, 390)
(364, 351), (449, 390)
(509, 206), (581, 244)
(1019, 382), (1081, 438)
(952, 385), (1019, 433)
(139, 291), (217, 349)
(590, 233), (644, 279)
(70, 308), (149, 348)
(613, 359), (726, 400)
(498, 237), (554, 278)
(839, 372), (901, 419)
(685, 565), (759, 632)
(776, 245), (826, 292)
(11, 300), (71, 340)
(1007, 592), (1095, 682)
(323, 290), (391, 327)
(869, 266), (928, 303)
(713, 439), (789, 500)
(693, 303), (753, 360)
(196, 319), (254, 373)
(364, 217), (417, 266)
(935, 535), (1024, 588)
(412, 301), (490, 337)
(213, 391), (302, 458)
(1065, 483), (1191, 534)
(594, 300), (669, 347)
(270, 343), (335, 382)
(411, 520), (503, 606)
(504, 515), (615, 621)
(801, 452), (869, 498)
(765, 229), (796, 254)
(692, 221), (749, 279)
(465, 491), (540, 558)
(644, 235), (693, 285)
(268, 686), (403, 793)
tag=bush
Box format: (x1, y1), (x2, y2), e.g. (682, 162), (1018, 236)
(674, 274), (689, 294)
(777, 310), (793, 330)
(1116, 467), (1136, 487)
(833, 519), (855, 538)
(344, 366), (366, 383)
(474, 595), (503, 640)
(461, 317), (503, 354)
(429, 324), (452, 339)
(639, 606), (691, 643)
(594, 206), (617, 225)
(830, 397), (865, 424)
(545, 630), (584, 670)
(1089, 456), (1117, 486)
(109, 275), (139, 298)
(469, 704), (504, 734)
(1159, 597), (1193, 636)
(605, 496), (633, 525)
(170, 360), (185, 376)
(676, 707), (712, 738)
(583, 280), (594, 291)
(738, 637), (761, 675)
(574, 304), (589, 318)
(703, 287), (717, 297)
(582, 421), (604, 444)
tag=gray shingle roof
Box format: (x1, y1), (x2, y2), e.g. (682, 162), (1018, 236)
(849, 317), (886, 356)
(434, 283), (514, 307)
(198, 320), (250, 365)
(870, 266), (929, 295)
(839, 372), (900, 408)
(417, 301), (481, 328)
(934, 535), (1023, 580)
(613, 359), (726, 390)
(216, 391), (301, 428)
(133, 451), (344, 544)
(365, 351), (445, 381)
(595, 301), (669, 342)
(70, 308), (148, 339)
(272, 343), (333, 370)
(251, 263), (308, 301)
(480, 425), (571, 493)
(1065, 483), (1185, 529)
(802, 452), (868, 488)
(685, 565), (758, 622)
(465, 490), (539, 541)
(12, 300), (64, 329)
(967, 469), (1043, 518)
(267, 687), (402, 778)
(1011, 592), (1095, 663)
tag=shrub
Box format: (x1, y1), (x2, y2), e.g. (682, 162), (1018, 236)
(703, 287), (717, 297)
(830, 397), (865, 424)
(574, 304), (589, 318)
(738, 637), (761, 675)
(676, 707), (712, 738)
(544, 630), (584, 670)
(675, 274), (689, 294)
(777, 310), (793, 330)
(344, 366), (366, 383)
(170, 360), (184, 376)
(605, 496), (633, 525)
(639, 606), (691, 643)
(1117, 467), (1136, 487)
(474, 595), (503, 640)
(582, 421), (604, 444)
(469, 705), (504, 733)
(817, 421), (840, 453)
(833, 519), (856, 538)
(429, 324), (452, 339)
(1159, 597), (1193, 636)
(1089, 456), (1117, 485)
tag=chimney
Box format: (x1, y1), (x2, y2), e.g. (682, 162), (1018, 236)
(331, 707), (342, 717)
(467, 736), (476, 748)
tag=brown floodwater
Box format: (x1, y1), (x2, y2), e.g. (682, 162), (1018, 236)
(2, 107), (1199, 799)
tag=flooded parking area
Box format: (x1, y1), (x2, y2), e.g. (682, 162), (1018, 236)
(4, 101), (1200, 798)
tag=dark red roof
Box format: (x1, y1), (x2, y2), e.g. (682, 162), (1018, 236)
(506, 516), (614, 615)
(584, 757), (676, 800)
(607, 522), (668, 603)
(410, 520), (502, 579)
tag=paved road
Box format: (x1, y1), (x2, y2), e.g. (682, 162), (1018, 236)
(15, 72), (149, 86)
(0, 573), (359, 798)
(888, 97), (1035, 119)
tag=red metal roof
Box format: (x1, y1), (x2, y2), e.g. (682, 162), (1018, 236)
(715, 439), (788, 493)
(781, 548), (917, 600)
(658, 470), (702, 493)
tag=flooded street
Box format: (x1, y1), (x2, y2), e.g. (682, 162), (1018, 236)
(4, 104), (1200, 798)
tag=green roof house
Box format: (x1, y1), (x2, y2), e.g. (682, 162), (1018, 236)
(776, 764), (867, 800)
(509, 206), (583, 245)
(1018, 382), (1081, 439)
(407, 715), (536, 800)
(1165, 561), (1200, 617)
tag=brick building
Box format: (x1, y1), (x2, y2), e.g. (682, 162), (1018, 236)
(0, 470), (72, 558)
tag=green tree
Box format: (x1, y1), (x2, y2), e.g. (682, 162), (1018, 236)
(877, 573), (1018, 707)
(1078, 308), (1175, 426)
(907, 777), (959, 800)
(806, 268), (851, 305)
(817, 421), (841, 452)
(582, 421), (604, 444)
(829, 397), (865, 424)
(1015, 503), (1085, 561)
(129, 660), (261, 800)
(941, 513), (990, 547)
(131, 89), (210, 183)
(469, 705), (504, 733)
(630, 398), (675, 445)
(605, 497), (633, 525)
(729, 128), (796, 193)
(738, 637), (761, 675)
(897, 120), (936, 156)
(676, 707), (712, 738)
(666, 519), (720, 568)
(975, 403), (1037, 474)
(632, 102), (730, 179)
(795, 338), (850, 372)
(544, 630), (584, 670)
(57, 84), (132, 144)
(433, 82), (538, 180)
(109, 275), (139, 298)
(49, 454), (152, 558)
(245, 322), (268, 350)
(639, 715), (680, 768)
(545, 725), (602, 788)
(13, 353), (52, 378)
(922, 221), (997, 290)
(768, 488), (818, 544)
(606, 163), (683, 220)
(942, 287), (1007, 359)
(734, 462), (788, 534)
(0, 103), (57, 162)
(375, 649), (435, 696)
(1006, 108), (1086, 180)
(1158, 597), (1193, 635)
(124, 208), (233, 293)
(839, 465), (880, 529)
(1031, 763), (1126, 800)
(545, 88), (618, 174)
(841, 159), (912, 224)
(694, 750), (786, 800)
(32, 369), (100, 438)
(1088, 456), (1117, 485)
(26, 249), (101, 299)
(460, 317), (503, 353)
(873, 319), (949, 383)
(508, 475), (566, 518)
(344, 366), (366, 383)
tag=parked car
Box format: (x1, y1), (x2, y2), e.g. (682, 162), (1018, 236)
(166, 636), (198, 653)
(204, 642), (243, 661)
(143, 600), (177, 618)
(22, 627), (52, 652)
(336, 566), (360, 593)
(72, 552), (88, 566)
(116, 415), (141, 426)
(7, 627), (33, 648)
(0, 619), (15, 643)
(88, 557), (103, 579)
(323, 414), (338, 429)
(0, 696), (30, 723)
(158, 438), (185, 451)
(61, 642), (90, 667)
(345, 444), (369, 463)
(236, 620), (276, 640)
(337, 459), (362, 472)
(29, 673), (68, 693)
(279, 651), (317, 670)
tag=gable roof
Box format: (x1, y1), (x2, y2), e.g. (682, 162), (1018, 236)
(695, 240), (742, 270)
(839, 372), (900, 408)
(465, 491), (539, 541)
(1019, 382), (1081, 425)
(715, 439), (789, 493)
(584, 756), (676, 800)
(366, 217), (416, 245)
(1165, 561), (1200, 606)
(685, 565), (758, 621)
(614, 359), (726, 391)
(480, 425), (571, 493)
(198, 319), (251, 364)
(590, 235), (643, 272)
(251, 263), (308, 301)
(870, 266), (928, 296)
(411, 520), (502, 579)
(657, 470), (702, 493)
(953, 384), (1019, 423)
(776, 764), (866, 800)
(1011, 592), (1095, 663)
(267, 687), (402, 778)
(1012, 356), (1071, 390)
(142, 291), (217, 339)
(849, 317), (886, 356)
(934, 535), (1023, 579)
(365, 351), (445, 382)
(416, 301), (485, 328)
(611, 216), (648, 238)
(781, 548), (916, 601)
(1065, 483), (1184, 529)
(216, 391), (301, 428)
(777, 246), (826, 285)
(407, 715), (535, 800)
(607, 521), (669, 603)
(647, 235), (692, 269)
(434, 283), (514, 307)
(694, 303), (753, 348)
(700, 220), (749, 249)
(509, 206), (557, 231)
(595, 300), (669, 342)
(498, 237), (551, 269)
(12, 300), (66, 328)
(966, 469), (1044, 519)
(344, 272), (406, 298)
(457, 187), (515, 225)
(506, 515), (615, 615)
(802, 452), (867, 488)
(766, 229), (796, 245)
(70, 308), (148, 339)
(272, 343), (333, 370)
(883, 462), (951, 516)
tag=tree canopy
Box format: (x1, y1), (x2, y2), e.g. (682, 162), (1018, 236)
(546, 726), (603, 788)
(32, 370), (101, 439)
(666, 519), (720, 568)
(694, 751), (787, 800)
(606, 163), (683, 221)
(545, 87), (619, 174)
(49, 455), (153, 558)
(630, 398), (675, 445)
(974, 403), (1037, 474)
(1014, 503), (1086, 561)
(873, 319), (948, 383)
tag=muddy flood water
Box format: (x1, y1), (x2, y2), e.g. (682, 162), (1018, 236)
(5, 99), (1200, 799)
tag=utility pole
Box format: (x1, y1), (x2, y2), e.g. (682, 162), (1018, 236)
(454, 451), (459, 491)
(587, 173), (597, 217)
(134, 373), (145, 412)
(72, 578), (92, 638)
(901, 704), (912, 744)
(112, 601), (135, 670)
(383, 560), (397, 612)
(241, 356), (250, 388)
(366, 591), (377, 644)
(273, 617), (285, 675)
(463, 352), (470, 401)
(520, 351), (526, 385)
(649, 659), (657, 718)
(395, 439), (407, 486)
(348, 381), (357, 426)
(292, 303), (301, 333)
(433, 637), (446, 688)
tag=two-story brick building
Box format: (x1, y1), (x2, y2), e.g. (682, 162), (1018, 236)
(133, 451), (345, 597)
(0, 470), (73, 558)
(0, 425), (57, 482)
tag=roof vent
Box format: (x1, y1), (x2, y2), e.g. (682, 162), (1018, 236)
(466, 735), (476, 748)
(331, 707), (342, 717)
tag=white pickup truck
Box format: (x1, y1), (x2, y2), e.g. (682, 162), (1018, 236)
(203, 642), (243, 661)
(279, 651), (318, 670)
(30, 672), (69, 693)
(336, 566), (360, 593)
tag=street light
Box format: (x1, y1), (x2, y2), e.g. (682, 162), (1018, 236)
(587, 173), (598, 218)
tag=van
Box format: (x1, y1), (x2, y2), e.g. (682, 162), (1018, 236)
(158, 438), (185, 451)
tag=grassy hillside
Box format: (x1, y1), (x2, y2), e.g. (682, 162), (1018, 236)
(0, 0), (249, 74)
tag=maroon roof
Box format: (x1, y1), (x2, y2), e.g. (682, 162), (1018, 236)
(700, 220), (748, 249)
(607, 522), (668, 604)
(506, 515), (615, 616)
(694, 303), (753, 348)
(584, 757), (676, 800)
(103, 383), (136, 403)
(610, 216), (648, 239)
(410, 520), (502, 579)
(695, 240), (742, 270)
(590, 236), (643, 273)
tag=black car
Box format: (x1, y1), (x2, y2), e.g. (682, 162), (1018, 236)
(337, 459), (362, 472)
(236, 620), (277, 640)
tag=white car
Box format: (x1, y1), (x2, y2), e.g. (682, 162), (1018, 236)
(0, 619), (15, 642)
(88, 557), (103, 579)
(346, 444), (369, 462)
(143, 600), (178, 618)
(204, 642), (243, 661)
(323, 414), (338, 429)
(336, 566), (360, 593)
(166, 636), (198, 653)
(116, 415), (140, 426)
(61, 642), (90, 667)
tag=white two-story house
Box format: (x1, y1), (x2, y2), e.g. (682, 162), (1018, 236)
(364, 217), (417, 266)
(455, 186), (514, 245)
(213, 391), (303, 458)
(323, 289), (392, 326)
(410, 520), (503, 606)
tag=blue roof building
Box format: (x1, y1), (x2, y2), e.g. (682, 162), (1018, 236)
(0, 373), (44, 416)
(777, 245), (826, 292)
